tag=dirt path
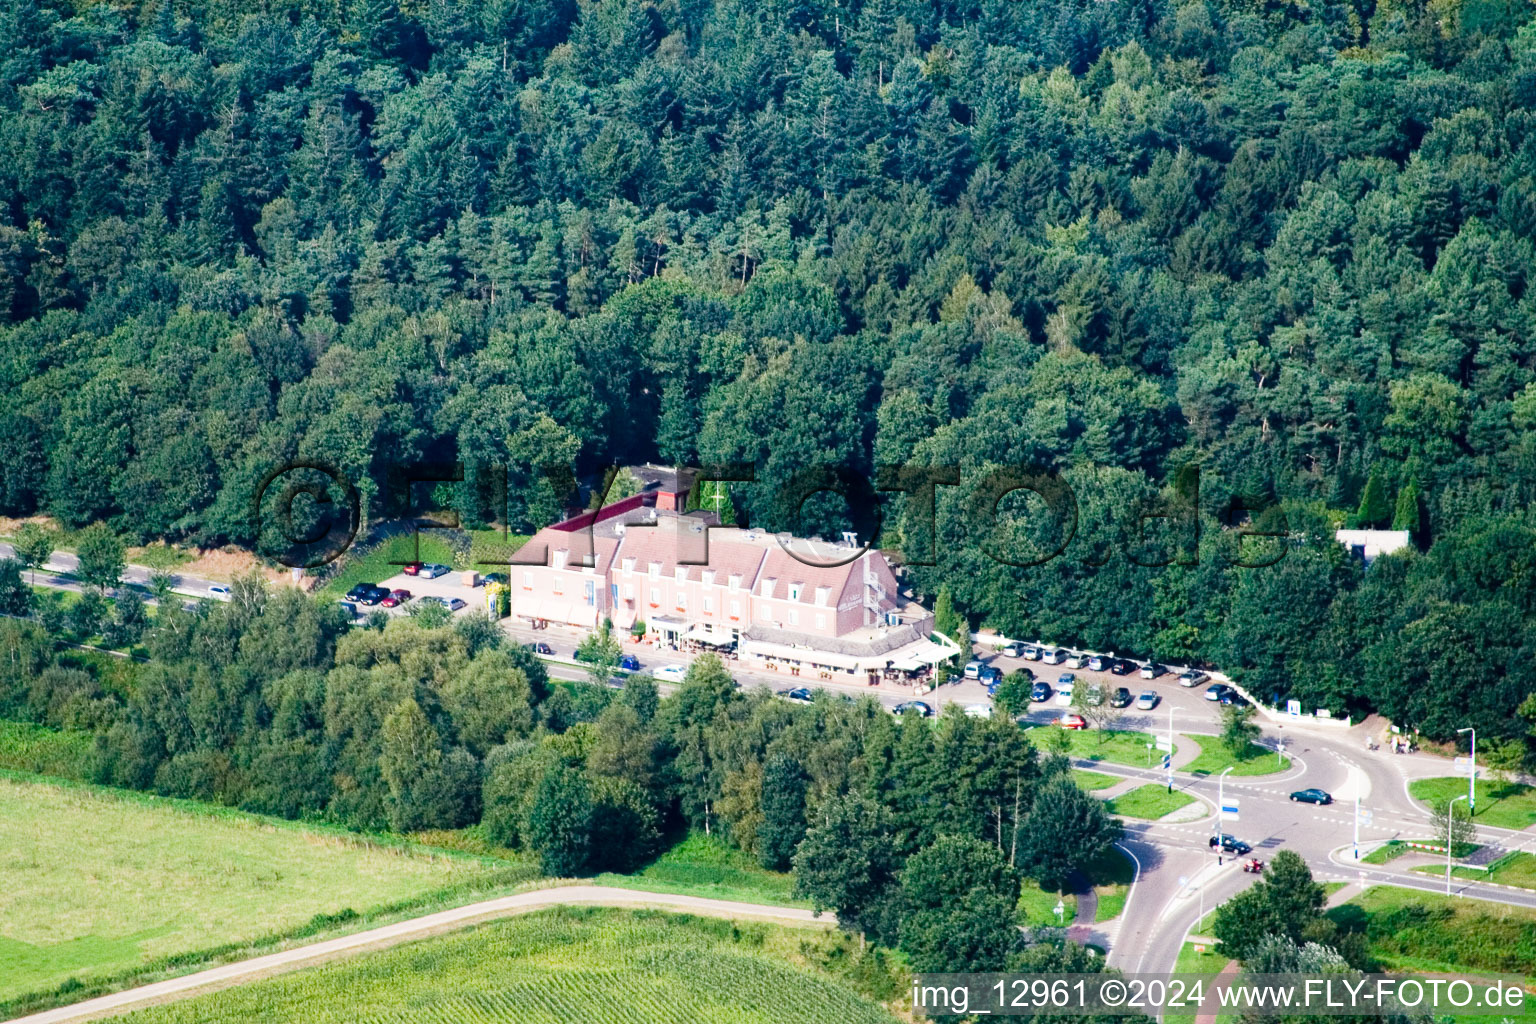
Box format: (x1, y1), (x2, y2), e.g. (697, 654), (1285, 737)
(5, 886), (827, 1024)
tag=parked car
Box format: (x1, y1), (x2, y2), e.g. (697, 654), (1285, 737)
(1001, 642), (1025, 658)
(525, 641), (554, 655)
(1057, 713), (1088, 730)
(1110, 687), (1133, 708)
(618, 654), (641, 671)
(380, 588), (411, 608)
(1141, 663), (1166, 680)
(401, 562), (423, 576)
(652, 664), (689, 683)
(1030, 681), (1053, 702)
(1111, 659), (1135, 676)
(1081, 684), (1104, 706)
(1135, 690), (1160, 710)
(1178, 670), (1209, 687)
(483, 572), (509, 586)
(1290, 788), (1332, 805)
(440, 597), (466, 612)
(979, 665), (1002, 685)
(893, 701), (934, 717)
(963, 660), (984, 680)
(207, 584), (231, 601)
(1221, 691), (1250, 707)
(963, 703), (993, 718)
(1210, 834), (1252, 854)
(1042, 648), (1066, 665)
(986, 678), (1004, 696)
(1065, 653), (1089, 669)
(1087, 655), (1108, 671)
(1056, 673), (1076, 686)
(1204, 683), (1234, 702)
(1055, 682), (1075, 706)
(345, 584), (374, 602)
(419, 563), (451, 579)
(337, 601), (358, 619)
(1022, 645), (1043, 661)
(777, 687), (814, 705)
(357, 586), (388, 606)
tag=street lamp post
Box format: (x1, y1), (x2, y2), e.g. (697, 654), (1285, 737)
(1353, 793), (1360, 860)
(1458, 726), (1476, 815)
(1445, 794), (1468, 896)
(1216, 766), (1234, 864)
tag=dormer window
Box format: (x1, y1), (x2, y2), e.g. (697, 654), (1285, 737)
(788, 583), (802, 601)
(552, 549), (567, 570)
(702, 570), (715, 586)
(674, 566), (687, 583)
(649, 562), (660, 579)
(814, 586), (830, 606)
(760, 578), (775, 598)
(729, 574), (741, 591)
(623, 557), (636, 573)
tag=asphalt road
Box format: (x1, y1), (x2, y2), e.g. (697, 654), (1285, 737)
(0, 542), (231, 602)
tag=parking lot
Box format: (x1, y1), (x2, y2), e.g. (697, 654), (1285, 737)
(330, 570), (1236, 733)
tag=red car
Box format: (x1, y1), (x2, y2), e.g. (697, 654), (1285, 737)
(380, 588), (412, 608)
(1057, 713), (1088, 730)
(401, 562), (423, 576)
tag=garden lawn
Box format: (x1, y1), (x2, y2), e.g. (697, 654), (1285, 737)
(1409, 778), (1536, 830)
(318, 534), (460, 597)
(99, 907), (899, 1024)
(1072, 769), (1121, 791)
(1106, 784), (1196, 820)
(0, 777), (534, 1010)
(1028, 727), (1175, 768)
(593, 832), (803, 908)
(1179, 735), (1290, 776)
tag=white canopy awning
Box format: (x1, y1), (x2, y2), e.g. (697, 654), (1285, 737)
(512, 596), (541, 620)
(742, 640), (862, 671)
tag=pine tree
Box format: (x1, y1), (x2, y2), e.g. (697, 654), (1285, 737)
(1391, 478), (1422, 537)
(1354, 470), (1391, 528)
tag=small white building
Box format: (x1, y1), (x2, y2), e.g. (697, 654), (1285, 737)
(1335, 529), (1411, 566)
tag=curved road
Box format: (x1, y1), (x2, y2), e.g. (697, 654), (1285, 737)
(3, 886), (826, 1024)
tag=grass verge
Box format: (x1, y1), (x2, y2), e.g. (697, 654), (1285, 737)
(1328, 885), (1536, 975)
(1180, 735), (1290, 777)
(1026, 727), (1175, 768)
(1072, 769), (1121, 791)
(1408, 777), (1536, 830)
(1106, 783), (1196, 820)
(592, 832), (803, 908)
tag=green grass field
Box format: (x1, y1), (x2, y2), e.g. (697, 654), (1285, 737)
(1027, 727), (1176, 767)
(1072, 769), (1121, 791)
(1179, 735), (1290, 776)
(1409, 777), (1536, 830)
(1330, 885), (1536, 976)
(98, 907), (899, 1024)
(593, 832), (803, 907)
(1432, 850), (1536, 888)
(0, 777), (536, 1009)
(1106, 784), (1196, 820)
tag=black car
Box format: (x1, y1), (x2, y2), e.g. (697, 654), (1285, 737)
(337, 601), (358, 619)
(1030, 681), (1053, 702)
(357, 585), (389, 606)
(483, 572), (509, 586)
(1109, 687), (1133, 708)
(345, 584), (374, 601)
(1110, 659), (1135, 675)
(893, 700), (934, 717)
(1290, 788), (1332, 805)
(1210, 834), (1252, 854)
(778, 687), (814, 705)
(1221, 691), (1250, 707)
(524, 642), (553, 655)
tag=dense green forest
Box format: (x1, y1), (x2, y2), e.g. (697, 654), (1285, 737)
(1, 0), (1534, 736)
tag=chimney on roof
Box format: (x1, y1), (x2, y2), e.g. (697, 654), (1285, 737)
(654, 465), (688, 512)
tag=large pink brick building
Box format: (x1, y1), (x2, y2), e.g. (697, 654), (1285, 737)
(506, 468), (955, 679)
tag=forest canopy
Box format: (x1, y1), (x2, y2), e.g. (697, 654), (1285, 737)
(1, 0), (1535, 736)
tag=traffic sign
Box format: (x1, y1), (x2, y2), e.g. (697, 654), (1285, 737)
(1220, 799), (1240, 819)
(1161, 754), (1172, 769)
(1359, 809), (1373, 825)
(1155, 736), (1173, 752)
